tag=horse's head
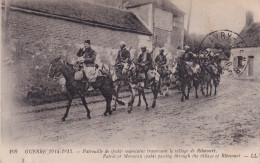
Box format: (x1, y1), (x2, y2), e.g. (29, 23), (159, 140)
(122, 60), (135, 75)
(48, 56), (64, 79)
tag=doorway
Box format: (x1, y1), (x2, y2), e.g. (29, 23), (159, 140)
(248, 56), (254, 76)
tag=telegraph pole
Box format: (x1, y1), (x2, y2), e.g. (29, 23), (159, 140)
(2, 0), (11, 63)
(185, 0), (192, 45)
(3, 0), (11, 43)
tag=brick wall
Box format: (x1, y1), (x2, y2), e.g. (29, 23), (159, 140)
(5, 10), (151, 100)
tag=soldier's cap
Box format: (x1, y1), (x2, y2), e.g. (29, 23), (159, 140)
(120, 41), (126, 46)
(184, 45), (190, 49)
(84, 40), (90, 44)
(141, 46), (147, 49)
(159, 48), (164, 52)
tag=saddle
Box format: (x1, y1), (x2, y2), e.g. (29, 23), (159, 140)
(184, 61), (201, 74)
(183, 62), (193, 76)
(74, 62), (103, 82)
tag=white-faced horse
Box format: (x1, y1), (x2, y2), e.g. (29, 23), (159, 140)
(122, 60), (160, 113)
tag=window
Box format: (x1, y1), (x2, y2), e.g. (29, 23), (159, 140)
(173, 17), (176, 28)
(237, 56), (243, 68)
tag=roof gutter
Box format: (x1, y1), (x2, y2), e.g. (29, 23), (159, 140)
(2, 5), (153, 36)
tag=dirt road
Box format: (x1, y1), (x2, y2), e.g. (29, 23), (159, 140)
(2, 77), (260, 149)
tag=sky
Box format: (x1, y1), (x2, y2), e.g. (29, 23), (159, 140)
(171, 0), (260, 35)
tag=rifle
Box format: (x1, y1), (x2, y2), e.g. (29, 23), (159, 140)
(129, 46), (132, 51)
(149, 47), (156, 54)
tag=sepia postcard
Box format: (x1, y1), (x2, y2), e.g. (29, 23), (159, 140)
(1, 0), (260, 162)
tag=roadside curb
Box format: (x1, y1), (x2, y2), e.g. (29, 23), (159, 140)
(18, 90), (152, 114)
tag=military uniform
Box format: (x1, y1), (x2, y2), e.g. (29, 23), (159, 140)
(155, 53), (167, 78)
(137, 48), (153, 87)
(76, 47), (100, 82)
(116, 47), (130, 64)
(137, 50), (153, 72)
(115, 47), (130, 80)
(77, 47), (96, 67)
(184, 51), (194, 61)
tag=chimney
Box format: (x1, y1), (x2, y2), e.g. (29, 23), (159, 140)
(246, 11), (253, 26)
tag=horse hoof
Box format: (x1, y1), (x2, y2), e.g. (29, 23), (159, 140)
(109, 111), (112, 115)
(196, 96), (198, 98)
(87, 114), (91, 119)
(112, 107), (116, 111)
(61, 117), (66, 121)
(152, 102), (156, 108)
(146, 106), (149, 110)
(137, 103), (141, 107)
(104, 112), (108, 116)
(185, 97), (189, 100)
(128, 110), (132, 114)
(181, 99), (184, 102)
(165, 93), (169, 96)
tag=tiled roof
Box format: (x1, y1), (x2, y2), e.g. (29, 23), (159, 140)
(125, 0), (184, 16)
(239, 22), (260, 47)
(9, 0), (152, 35)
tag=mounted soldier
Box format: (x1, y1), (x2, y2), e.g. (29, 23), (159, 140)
(183, 45), (194, 62)
(212, 45), (223, 81)
(115, 41), (130, 80)
(155, 48), (167, 78)
(76, 39), (101, 83)
(137, 46), (153, 88)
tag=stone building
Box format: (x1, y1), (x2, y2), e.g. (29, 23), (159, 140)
(231, 11), (260, 78)
(2, 0), (184, 98)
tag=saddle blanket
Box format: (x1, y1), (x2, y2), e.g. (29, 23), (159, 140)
(185, 61), (201, 74)
(74, 65), (102, 82)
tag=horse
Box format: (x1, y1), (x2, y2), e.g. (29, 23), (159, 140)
(48, 56), (118, 121)
(122, 60), (160, 113)
(100, 63), (127, 110)
(207, 63), (220, 96)
(200, 60), (220, 96)
(175, 61), (193, 102)
(169, 64), (181, 90)
(155, 65), (169, 96)
(188, 60), (201, 98)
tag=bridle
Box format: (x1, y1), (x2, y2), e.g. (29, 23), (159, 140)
(49, 61), (62, 81)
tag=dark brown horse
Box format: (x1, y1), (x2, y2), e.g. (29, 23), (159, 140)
(175, 61), (193, 102)
(200, 64), (211, 96)
(48, 56), (118, 121)
(207, 63), (220, 96)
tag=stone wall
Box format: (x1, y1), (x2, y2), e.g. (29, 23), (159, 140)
(4, 10), (152, 100)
